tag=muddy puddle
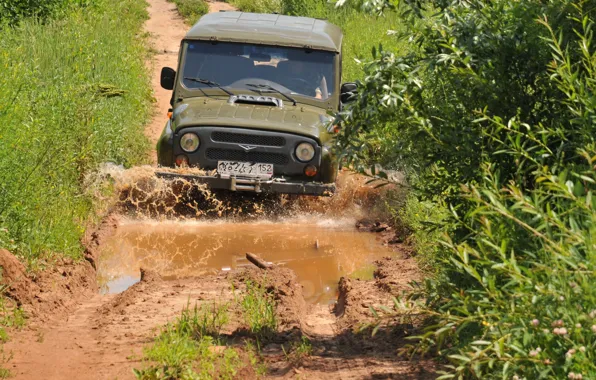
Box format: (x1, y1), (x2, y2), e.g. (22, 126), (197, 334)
(97, 217), (394, 303)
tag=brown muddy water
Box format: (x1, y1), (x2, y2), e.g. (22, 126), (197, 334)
(97, 217), (394, 304)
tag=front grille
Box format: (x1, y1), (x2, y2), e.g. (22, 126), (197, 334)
(206, 148), (289, 165)
(211, 131), (285, 147)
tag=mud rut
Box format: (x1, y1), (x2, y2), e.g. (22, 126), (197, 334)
(3, 2), (434, 379)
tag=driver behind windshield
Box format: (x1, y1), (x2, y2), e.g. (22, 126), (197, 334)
(275, 58), (329, 99)
(182, 42), (334, 100)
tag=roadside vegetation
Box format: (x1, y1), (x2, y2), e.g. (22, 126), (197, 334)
(133, 302), (253, 379)
(135, 282), (280, 379)
(167, 0), (209, 24)
(225, 0), (407, 81)
(327, 0), (596, 378)
(239, 280), (277, 337)
(0, 0), (152, 267)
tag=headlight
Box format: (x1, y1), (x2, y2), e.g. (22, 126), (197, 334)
(295, 142), (315, 162)
(180, 133), (199, 152)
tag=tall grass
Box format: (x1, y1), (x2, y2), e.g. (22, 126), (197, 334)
(0, 0), (152, 265)
(134, 303), (251, 379)
(228, 0), (281, 14)
(167, 0), (209, 24)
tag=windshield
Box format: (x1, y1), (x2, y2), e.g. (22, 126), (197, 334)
(181, 41), (336, 100)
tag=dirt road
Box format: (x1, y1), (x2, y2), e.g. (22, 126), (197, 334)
(2, 1), (434, 378)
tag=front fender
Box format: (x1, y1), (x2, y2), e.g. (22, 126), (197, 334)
(319, 146), (338, 183)
(156, 119), (174, 166)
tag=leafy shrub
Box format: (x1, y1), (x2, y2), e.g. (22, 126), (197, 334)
(168, 0), (209, 24)
(335, 0), (596, 377)
(335, 0), (574, 206)
(0, 0), (151, 264)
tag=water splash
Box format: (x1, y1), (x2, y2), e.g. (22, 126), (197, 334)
(88, 164), (394, 221)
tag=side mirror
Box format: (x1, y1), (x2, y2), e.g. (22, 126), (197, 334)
(340, 82), (358, 104)
(160, 67), (176, 90)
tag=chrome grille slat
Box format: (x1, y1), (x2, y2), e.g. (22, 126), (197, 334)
(211, 131), (285, 147)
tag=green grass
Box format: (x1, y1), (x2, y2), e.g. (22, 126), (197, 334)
(228, 0), (281, 13)
(134, 302), (261, 379)
(327, 9), (409, 82)
(0, 0), (152, 266)
(240, 280), (277, 337)
(227, 0), (409, 82)
(396, 194), (451, 274)
(168, 0), (209, 24)
(282, 336), (313, 365)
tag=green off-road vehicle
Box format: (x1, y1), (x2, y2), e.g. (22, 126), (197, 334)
(157, 12), (356, 196)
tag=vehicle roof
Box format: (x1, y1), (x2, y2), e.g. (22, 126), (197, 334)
(185, 12), (343, 53)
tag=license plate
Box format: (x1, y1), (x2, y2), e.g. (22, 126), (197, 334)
(217, 161), (273, 178)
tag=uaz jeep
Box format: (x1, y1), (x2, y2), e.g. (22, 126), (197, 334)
(157, 12), (356, 196)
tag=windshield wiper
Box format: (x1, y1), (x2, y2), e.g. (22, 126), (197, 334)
(245, 83), (297, 106)
(183, 77), (234, 96)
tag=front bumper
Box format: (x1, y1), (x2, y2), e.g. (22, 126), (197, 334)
(155, 172), (335, 196)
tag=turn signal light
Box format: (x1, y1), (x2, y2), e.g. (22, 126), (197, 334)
(304, 165), (318, 177)
(175, 154), (189, 167)
(332, 125), (340, 133)
(167, 111), (173, 119)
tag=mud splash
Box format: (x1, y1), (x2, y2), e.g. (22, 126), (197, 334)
(97, 218), (394, 303)
(88, 164), (395, 220)
(91, 164), (400, 303)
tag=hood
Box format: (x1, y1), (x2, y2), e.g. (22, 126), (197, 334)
(171, 97), (334, 143)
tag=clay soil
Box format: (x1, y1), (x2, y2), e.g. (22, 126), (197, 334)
(0, 1), (436, 379)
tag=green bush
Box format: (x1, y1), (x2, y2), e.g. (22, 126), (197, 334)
(335, 0), (596, 377)
(0, 0), (151, 264)
(168, 0), (209, 24)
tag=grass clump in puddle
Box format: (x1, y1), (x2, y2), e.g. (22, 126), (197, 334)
(134, 302), (260, 380)
(240, 280), (277, 337)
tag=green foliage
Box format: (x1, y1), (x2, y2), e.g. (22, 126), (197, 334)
(0, 0), (92, 25)
(134, 303), (244, 380)
(175, 302), (230, 339)
(229, 0), (282, 14)
(281, 0), (326, 16)
(335, 0), (596, 377)
(0, 0), (152, 264)
(240, 280), (277, 336)
(278, 0), (408, 82)
(282, 336), (313, 365)
(168, 0), (209, 24)
(397, 195), (450, 274)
